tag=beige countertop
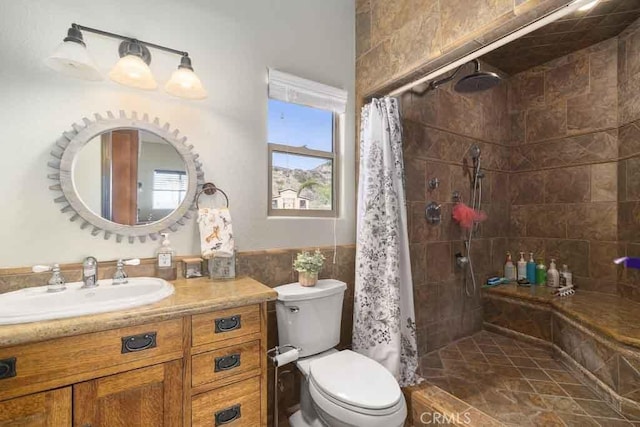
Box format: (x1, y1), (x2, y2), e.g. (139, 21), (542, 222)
(0, 276), (277, 348)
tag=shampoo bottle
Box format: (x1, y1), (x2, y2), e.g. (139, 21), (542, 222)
(526, 252), (536, 284)
(517, 252), (527, 280)
(547, 259), (559, 287)
(536, 259), (547, 285)
(156, 233), (177, 280)
(504, 252), (516, 282)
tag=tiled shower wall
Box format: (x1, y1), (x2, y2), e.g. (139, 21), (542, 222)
(507, 21), (640, 303)
(508, 37), (620, 295)
(617, 21), (640, 302)
(355, 0), (570, 97)
(400, 62), (511, 355)
(403, 23), (640, 355)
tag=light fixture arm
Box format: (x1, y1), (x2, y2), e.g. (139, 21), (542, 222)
(71, 23), (189, 58)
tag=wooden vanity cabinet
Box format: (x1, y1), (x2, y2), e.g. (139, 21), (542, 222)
(0, 302), (269, 427)
(73, 360), (182, 427)
(0, 387), (71, 426)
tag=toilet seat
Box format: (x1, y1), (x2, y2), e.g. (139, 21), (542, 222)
(308, 372), (406, 427)
(308, 350), (403, 414)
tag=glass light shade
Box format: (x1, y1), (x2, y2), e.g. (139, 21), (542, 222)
(44, 41), (102, 81)
(109, 55), (158, 90)
(164, 68), (207, 100)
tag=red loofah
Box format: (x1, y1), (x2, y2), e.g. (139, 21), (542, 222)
(452, 203), (487, 229)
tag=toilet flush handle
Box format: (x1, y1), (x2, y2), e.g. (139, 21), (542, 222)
(288, 306), (299, 313)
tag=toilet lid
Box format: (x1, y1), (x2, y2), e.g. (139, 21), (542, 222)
(309, 350), (402, 410)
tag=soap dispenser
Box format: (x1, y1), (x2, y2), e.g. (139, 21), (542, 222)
(526, 252), (536, 284)
(504, 252), (516, 282)
(156, 233), (176, 280)
(517, 252), (527, 280)
(547, 259), (559, 288)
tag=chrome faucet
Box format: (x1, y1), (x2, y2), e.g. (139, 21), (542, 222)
(32, 264), (67, 293)
(82, 256), (99, 289)
(112, 258), (141, 285)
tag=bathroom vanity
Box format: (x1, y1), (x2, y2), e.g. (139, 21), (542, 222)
(0, 276), (277, 426)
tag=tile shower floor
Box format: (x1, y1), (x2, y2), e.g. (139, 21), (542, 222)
(421, 331), (636, 426)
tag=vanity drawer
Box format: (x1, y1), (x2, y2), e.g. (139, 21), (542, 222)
(0, 318), (183, 400)
(192, 305), (261, 347)
(192, 376), (261, 427)
(192, 340), (261, 387)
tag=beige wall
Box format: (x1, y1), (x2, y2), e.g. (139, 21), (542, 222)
(0, 0), (356, 267)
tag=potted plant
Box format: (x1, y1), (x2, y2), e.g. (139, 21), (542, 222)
(293, 249), (325, 287)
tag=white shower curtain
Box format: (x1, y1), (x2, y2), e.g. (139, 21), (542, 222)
(353, 97), (421, 387)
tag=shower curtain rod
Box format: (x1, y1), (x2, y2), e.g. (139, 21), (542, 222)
(387, 0), (593, 98)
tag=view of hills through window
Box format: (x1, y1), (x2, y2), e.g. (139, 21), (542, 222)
(268, 99), (333, 210)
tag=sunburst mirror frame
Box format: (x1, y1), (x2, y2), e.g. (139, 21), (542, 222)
(48, 111), (204, 243)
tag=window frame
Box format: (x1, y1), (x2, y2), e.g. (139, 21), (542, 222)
(267, 110), (339, 218)
(152, 169), (188, 210)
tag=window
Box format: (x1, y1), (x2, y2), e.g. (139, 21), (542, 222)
(152, 169), (187, 209)
(267, 69), (347, 217)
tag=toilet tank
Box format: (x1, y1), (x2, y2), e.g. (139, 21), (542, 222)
(275, 279), (347, 358)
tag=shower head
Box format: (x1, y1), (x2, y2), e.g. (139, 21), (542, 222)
(413, 59), (502, 96)
(454, 60), (502, 93)
(470, 145), (481, 159)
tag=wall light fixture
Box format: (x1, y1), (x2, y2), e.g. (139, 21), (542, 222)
(45, 23), (207, 100)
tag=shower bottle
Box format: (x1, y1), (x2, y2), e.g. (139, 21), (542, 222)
(547, 259), (559, 287)
(504, 252), (516, 282)
(517, 252), (527, 280)
(536, 259), (547, 285)
(526, 252), (536, 284)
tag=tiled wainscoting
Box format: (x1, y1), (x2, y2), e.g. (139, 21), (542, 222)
(483, 284), (640, 421)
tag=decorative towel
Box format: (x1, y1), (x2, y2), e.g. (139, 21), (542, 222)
(197, 208), (235, 259)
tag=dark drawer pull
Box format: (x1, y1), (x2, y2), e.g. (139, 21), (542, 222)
(215, 315), (241, 333)
(215, 404), (241, 425)
(0, 357), (16, 380)
(121, 332), (157, 354)
(215, 353), (241, 372)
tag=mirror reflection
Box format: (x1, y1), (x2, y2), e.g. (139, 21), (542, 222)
(74, 129), (188, 226)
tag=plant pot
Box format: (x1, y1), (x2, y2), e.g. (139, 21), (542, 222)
(298, 271), (318, 287)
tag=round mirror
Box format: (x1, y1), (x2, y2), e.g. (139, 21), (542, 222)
(74, 129), (188, 226)
(49, 111), (203, 243)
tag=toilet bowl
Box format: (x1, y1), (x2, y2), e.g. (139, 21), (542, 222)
(275, 280), (407, 427)
(288, 349), (406, 427)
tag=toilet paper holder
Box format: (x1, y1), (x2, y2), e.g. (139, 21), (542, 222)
(267, 344), (301, 366)
(268, 344), (301, 427)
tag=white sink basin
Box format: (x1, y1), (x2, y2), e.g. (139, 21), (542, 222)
(0, 277), (174, 325)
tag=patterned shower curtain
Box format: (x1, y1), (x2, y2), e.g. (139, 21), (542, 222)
(353, 97), (421, 387)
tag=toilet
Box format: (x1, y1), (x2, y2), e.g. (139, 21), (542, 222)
(275, 279), (407, 427)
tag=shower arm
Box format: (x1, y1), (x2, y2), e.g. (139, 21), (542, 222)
(424, 59), (480, 92)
